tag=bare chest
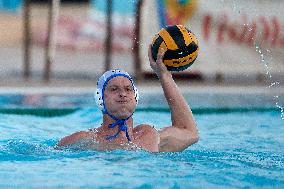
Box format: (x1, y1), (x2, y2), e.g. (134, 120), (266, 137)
(86, 126), (159, 152)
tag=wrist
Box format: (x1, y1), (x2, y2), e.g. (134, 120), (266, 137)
(158, 70), (172, 80)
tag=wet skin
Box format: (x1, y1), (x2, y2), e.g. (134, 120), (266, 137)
(58, 47), (199, 152)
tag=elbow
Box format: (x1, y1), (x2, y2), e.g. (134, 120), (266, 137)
(187, 130), (199, 145)
(190, 124), (199, 144)
(192, 133), (199, 144)
(181, 130), (199, 149)
(179, 133), (199, 152)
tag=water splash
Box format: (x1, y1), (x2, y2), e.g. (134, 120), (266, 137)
(274, 96), (284, 120)
(255, 44), (284, 120)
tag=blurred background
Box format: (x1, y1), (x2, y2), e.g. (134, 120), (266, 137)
(0, 0), (283, 87)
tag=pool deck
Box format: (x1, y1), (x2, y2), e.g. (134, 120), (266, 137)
(0, 82), (283, 95)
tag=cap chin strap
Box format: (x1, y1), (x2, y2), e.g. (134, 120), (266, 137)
(104, 110), (132, 142)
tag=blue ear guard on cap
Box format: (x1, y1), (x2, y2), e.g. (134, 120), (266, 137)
(95, 69), (139, 142)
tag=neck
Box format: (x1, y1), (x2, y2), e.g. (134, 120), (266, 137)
(99, 114), (134, 142)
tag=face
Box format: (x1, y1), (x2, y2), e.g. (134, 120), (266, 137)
(103, 76), (136, 119)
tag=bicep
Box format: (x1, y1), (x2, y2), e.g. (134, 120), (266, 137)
(158, 126), (198, 152)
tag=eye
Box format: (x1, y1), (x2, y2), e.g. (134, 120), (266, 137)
(126, 87), (133, 92)
(110, 87), (117, 91)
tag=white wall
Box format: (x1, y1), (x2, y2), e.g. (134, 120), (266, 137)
(140, 0), (284, 81)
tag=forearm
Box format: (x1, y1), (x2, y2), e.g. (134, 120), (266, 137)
(159, 72), (197, 134)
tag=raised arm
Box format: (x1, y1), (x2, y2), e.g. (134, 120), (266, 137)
(148, 46), (199, 152)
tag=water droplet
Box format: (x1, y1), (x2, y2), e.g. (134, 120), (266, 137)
(268, 82), (279, 88)
(255, 44), (283, 119)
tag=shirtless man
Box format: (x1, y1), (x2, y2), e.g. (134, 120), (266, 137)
(57, 47), (199, 152)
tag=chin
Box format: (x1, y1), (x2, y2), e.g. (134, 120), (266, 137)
(116, 112), (132, 119)
(113, 108), (134, 119)
(107, 104), (136, 119)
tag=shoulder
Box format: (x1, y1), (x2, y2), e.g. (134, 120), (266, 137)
(57, 131), (91, 147)
(134, 124), (160, 139)
(134, 124), (160, 152)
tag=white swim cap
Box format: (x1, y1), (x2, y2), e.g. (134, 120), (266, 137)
(95, 69), (139, 112)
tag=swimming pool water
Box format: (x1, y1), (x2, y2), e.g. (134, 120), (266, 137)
(0, 93), (283, 188)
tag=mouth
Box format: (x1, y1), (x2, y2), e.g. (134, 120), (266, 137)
(116, 100), (128, 104)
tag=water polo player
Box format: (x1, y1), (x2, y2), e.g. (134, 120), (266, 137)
(58, 47), (199, 152)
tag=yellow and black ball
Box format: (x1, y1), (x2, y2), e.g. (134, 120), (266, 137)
(151, 25), (199, 72)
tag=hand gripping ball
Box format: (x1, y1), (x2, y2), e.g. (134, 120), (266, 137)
(151, 25), (199, 72)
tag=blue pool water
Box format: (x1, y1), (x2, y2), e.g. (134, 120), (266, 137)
(0, 93), (283, 188)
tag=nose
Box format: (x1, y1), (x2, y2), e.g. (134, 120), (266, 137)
(118, 88), (127, 97)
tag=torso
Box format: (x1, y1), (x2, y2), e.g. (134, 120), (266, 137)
(74, 125), (160, 152)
